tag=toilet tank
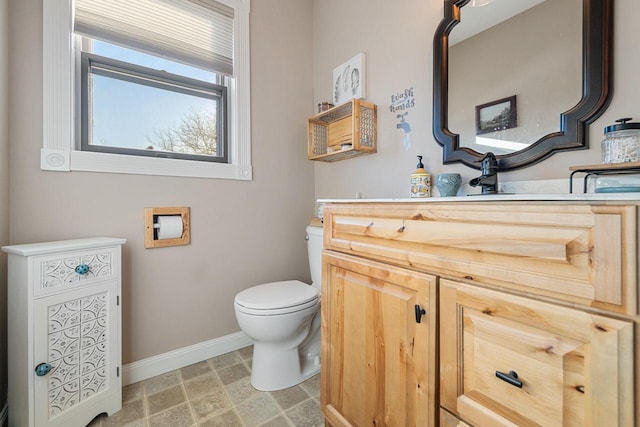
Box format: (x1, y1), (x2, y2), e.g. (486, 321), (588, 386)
(306, 225), (324, 289)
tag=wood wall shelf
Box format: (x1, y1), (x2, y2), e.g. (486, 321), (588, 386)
(308, 99), (377, 162)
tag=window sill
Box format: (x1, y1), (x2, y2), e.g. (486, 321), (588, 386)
(41, 149), (252, 180)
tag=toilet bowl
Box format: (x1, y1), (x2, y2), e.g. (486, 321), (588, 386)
(234, 225), (323, 391)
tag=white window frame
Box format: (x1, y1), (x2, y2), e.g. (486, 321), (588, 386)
(41, 0), (252, 180)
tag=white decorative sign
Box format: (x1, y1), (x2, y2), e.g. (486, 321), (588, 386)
(333, 53), (366, 104)
(390, 88), (416, 151)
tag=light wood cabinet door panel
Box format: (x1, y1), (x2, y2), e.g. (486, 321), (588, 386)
(440, 279), (634, 427)
(321, 251), (437, 427)
(324, 203), (636, 314)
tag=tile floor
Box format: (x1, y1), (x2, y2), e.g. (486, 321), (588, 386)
(87, 346), (324, 427)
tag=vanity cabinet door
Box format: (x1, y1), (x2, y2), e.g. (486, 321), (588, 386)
(321, 251), (437, 427)
(440, 279), (634, 427)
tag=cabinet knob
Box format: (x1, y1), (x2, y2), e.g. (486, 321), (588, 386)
(414, 304), (426, 323)
(35, 362), (52, 377)
(495, 370), (523, 388)
(75, 264), (90, 275)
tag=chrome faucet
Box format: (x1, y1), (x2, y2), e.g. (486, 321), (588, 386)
(469, 152), (498, 194)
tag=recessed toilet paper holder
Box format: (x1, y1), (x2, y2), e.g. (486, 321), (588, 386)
(144, 207), (190, 249)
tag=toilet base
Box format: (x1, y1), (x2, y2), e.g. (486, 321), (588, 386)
(250, 342), (321, 391)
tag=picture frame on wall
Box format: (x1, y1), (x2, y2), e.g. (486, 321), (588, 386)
(475, 95), (517, 135)
(333, 53), (366, 104)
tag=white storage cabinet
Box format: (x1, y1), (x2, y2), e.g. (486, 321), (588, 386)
(3, 237), (126, 427)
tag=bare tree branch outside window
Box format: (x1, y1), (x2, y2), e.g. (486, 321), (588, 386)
(146, 110), (217, 156)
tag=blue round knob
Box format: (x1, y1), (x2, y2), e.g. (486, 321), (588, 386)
(35, 362), (52, 376)
(75, 264), (90, 275)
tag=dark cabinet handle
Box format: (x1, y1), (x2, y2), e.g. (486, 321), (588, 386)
(414, 304), (426, 323)
(495, 370), (523, 388)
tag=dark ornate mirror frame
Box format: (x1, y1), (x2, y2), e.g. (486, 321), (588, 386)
(433, 0), (613, 171)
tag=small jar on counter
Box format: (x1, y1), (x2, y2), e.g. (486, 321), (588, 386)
(601, 118), (640, 164)
(317, 102), (334, 113)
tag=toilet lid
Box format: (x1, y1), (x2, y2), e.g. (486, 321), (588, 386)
(235, 280), (319, 311)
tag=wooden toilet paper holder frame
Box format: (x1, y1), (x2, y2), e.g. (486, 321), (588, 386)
(144, 207), (190, 249)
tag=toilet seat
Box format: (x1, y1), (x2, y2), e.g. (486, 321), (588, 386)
(235, 280), (319, 316)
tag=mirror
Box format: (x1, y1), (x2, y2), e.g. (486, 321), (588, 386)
(450, 0), (581, 156)
(433, 0), (613, 171)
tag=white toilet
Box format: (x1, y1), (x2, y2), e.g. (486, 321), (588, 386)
(234, 224), (323, 391)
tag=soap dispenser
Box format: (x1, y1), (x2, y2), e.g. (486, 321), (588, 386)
(410, 155), (431, 198)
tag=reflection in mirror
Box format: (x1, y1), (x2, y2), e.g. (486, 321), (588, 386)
(432, 0), (613, 171)
(449, 0), (582, 155)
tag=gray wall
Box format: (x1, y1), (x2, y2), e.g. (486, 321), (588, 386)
(1, 0), (8, 416)
(312, 0), (640, 198)
(7, 0), (315, 371)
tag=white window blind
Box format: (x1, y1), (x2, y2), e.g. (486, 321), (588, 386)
(74, 0), (234, 76)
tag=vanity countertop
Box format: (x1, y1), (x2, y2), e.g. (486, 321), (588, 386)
(319, 193), (640, 204)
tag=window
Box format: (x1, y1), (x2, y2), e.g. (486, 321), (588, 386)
(81, 48), (228, 162)
(42, 0), (252, 180)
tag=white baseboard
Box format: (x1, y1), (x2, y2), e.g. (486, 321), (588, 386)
(122, 331), (252, 386)
(0, 402), (7, 427)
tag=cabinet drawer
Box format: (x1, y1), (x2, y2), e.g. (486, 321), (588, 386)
(324, 202), (637, 314)
(440, 409), (471, 427)
(33, 246), (120, 297)
(439, 279), (634, 427)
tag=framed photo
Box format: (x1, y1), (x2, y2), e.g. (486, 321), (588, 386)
(475, 95), (517, 135)
(333, 53), (366, 104)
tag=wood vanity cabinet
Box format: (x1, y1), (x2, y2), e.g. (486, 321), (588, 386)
(320, 201), (638, 427)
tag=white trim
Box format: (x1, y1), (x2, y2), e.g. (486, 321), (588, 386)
(41, 0), (252, 180)
(69, 150), (252, 179)
(40, 148), (71, 171)
(0, 403), (7, 426)
(121, 331), (252, 385)
(43, 0), (73, 171)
